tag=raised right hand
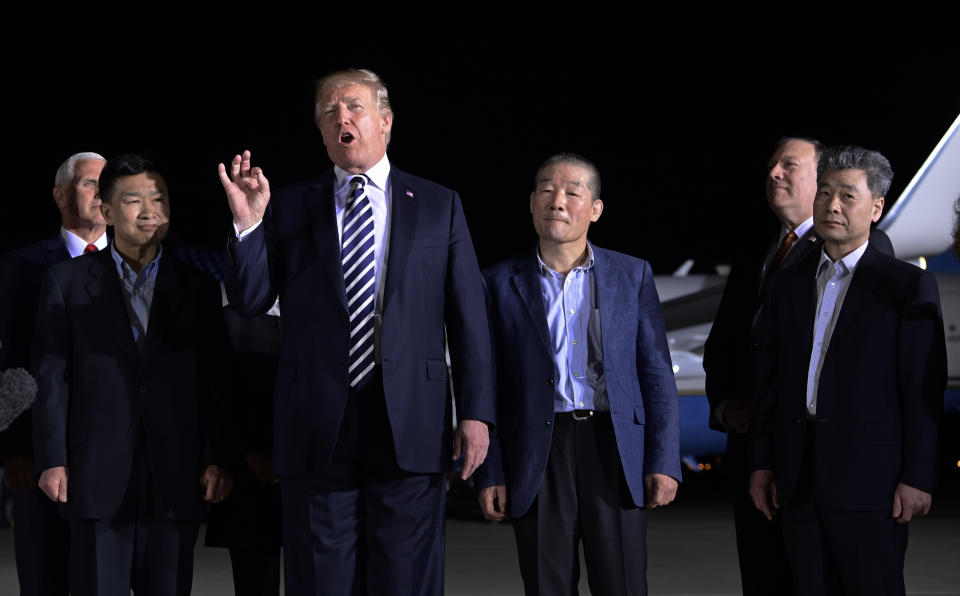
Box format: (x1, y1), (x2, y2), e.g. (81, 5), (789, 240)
(38, 466), (68, 503)
(218, 150), (271, 233)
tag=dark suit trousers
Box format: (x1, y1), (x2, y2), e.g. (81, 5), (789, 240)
(781, 424), (908, 596)
(11, 486), (70, 595)
(281, 371), (445, 596)
(726, 432), (793, 595)
(68, 435), (200, 596)
(512, 412), (647, 596)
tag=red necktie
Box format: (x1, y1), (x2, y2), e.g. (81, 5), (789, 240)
(769, 230), (797, 273)
(84, 243), (98, 254)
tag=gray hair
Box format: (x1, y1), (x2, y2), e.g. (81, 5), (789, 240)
(817, 145), (894, 198)
(534, 153), (602, 200)
(54, 152), (106, 188)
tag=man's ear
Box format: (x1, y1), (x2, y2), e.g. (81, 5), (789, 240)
(591, 199), (604, 222)
(872, 196), (885, 222)
(52, 186), (65, 210)
(99, 197), (113, 226)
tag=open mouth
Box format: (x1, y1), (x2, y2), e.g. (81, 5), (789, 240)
(340, 132), (355, 144)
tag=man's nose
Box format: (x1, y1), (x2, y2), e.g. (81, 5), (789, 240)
(769, 164), (783, 179)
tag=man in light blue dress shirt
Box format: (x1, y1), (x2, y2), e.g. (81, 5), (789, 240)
(476, 153), (681, 595)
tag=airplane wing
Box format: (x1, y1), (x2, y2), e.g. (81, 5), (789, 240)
(879, 113), (960, 259)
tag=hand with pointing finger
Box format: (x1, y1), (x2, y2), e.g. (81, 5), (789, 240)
(218, 150), (271, 234)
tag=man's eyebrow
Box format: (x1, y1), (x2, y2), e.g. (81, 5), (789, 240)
(818, 182), (860, 192)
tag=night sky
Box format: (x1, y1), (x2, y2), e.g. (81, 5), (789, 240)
(6, 17), (958, 274)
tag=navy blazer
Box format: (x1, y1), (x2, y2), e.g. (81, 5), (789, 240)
(0, 234), (69, 460)
(225, 166), (495, 477)
(474, 246), (681, 517)
(751, 244), (945, 510)
(705, 226), (895, 432)
(31, 248), (227, 520)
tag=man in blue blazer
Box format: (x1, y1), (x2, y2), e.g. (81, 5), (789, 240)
(475, 153), (681, 595)
(219, 69), (495, 595)
(32, 154), (233, 595)
(0, 152), (107, 595)
(750, 146), (945, 595)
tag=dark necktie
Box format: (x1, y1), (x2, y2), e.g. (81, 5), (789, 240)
(342, 175), (376, 389)
(84, 243), (98, 254)
(769, 230), (797, 273)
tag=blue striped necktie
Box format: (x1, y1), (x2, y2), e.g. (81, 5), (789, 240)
(342, 174), (377, 388)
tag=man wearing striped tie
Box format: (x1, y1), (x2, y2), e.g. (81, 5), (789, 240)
(0, 152), (107, 595)
(220, 68), (495, 595)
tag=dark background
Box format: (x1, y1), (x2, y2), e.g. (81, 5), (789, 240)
(4, 16), (958, 273)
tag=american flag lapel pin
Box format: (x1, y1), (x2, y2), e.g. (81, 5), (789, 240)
(406, 189), (414, 198)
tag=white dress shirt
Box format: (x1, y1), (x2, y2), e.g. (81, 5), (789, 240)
(60, 226), (108, 258)
(805, 240), (869, 415)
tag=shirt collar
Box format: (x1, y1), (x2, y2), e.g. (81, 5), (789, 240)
(817, 239), (869, 279)
(60, 226), (108, 258)
(537, 242), (596, 277)
(333, 153), (391, 193)
(792, 216), (814, 240)
(109, 241), (163, 283)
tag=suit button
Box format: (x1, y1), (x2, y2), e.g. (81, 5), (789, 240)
(138, 386), (148, 395)
(545, 420), (552, 427)
(546, 378), (554, 385)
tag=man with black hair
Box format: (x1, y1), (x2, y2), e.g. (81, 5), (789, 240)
(32, 154), (232, 596)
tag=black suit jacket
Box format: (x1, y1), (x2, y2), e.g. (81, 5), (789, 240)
(751, 244), (945, 510)
(0, 235), (69, 460)
(704, 226), (895, 432)
(703, 226), (822, 430)
(225, 166), (495, 477)
(32, 248), (227, 520)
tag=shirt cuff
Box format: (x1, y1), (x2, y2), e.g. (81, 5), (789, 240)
(233, 219), (263, 241)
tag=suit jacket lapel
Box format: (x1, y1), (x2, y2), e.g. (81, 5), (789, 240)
(830, 244), (883, 342)
(307, 173), (348, 310)
(382, 170), (418, 310)
(85, 249), (140, 368)
(591, 247), (620, 353)
(511, 253), (552, 354)
(782, 228), (822, 269)
(141, 256), (186, 364)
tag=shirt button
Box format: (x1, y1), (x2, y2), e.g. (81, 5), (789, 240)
(572, 339), (577, 345)
(569, 309), (575, 315)
(579, 401), (585, 407)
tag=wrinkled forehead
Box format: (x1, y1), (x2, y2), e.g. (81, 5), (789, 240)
(316, 82), (377, 107)
(536, 163), (593, 191)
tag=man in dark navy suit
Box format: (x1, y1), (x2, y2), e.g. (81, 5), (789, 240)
(32, 154), (232, 596)
(220, 69), (495, 595)
(703, 138), (895, 595)
(749, 146), (945, 595)
(0, 151), (107, 595)
(475, 153), (681, 595)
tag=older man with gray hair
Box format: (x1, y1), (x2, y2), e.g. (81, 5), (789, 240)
(749, 146), (945, 595)
(0, 151), (107, 595)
